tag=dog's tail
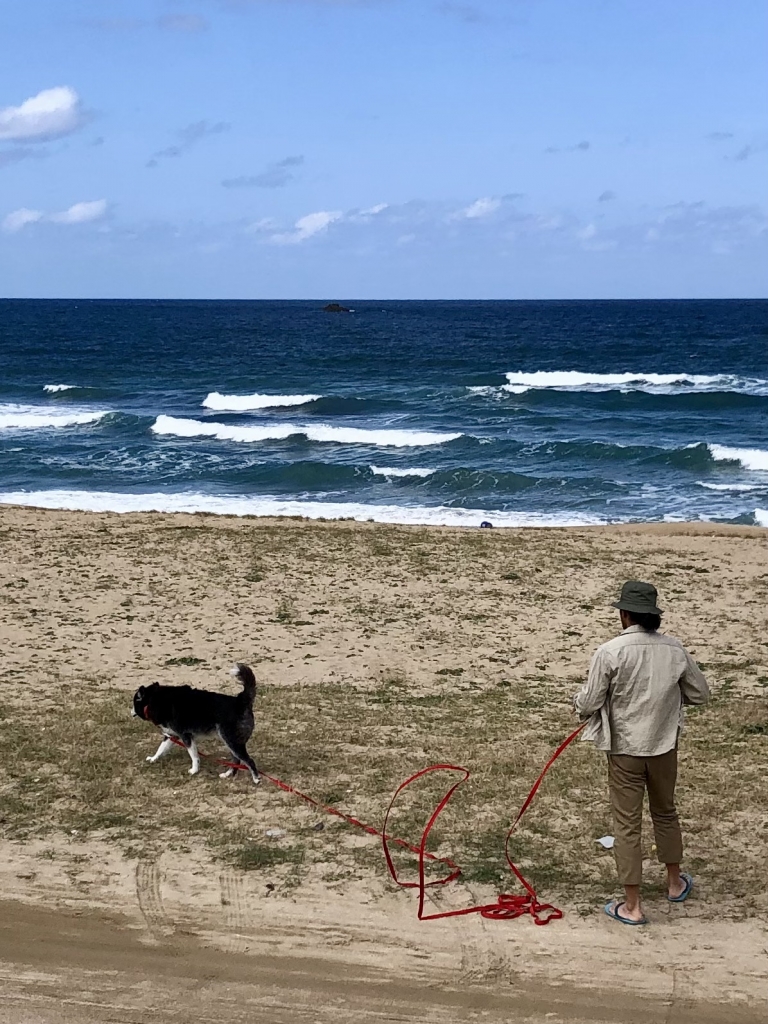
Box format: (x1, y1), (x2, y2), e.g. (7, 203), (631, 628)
(231, 663), (256, 706)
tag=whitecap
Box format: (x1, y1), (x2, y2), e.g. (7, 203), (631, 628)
(0, 488), (604, 528)
(202, 391), (322, 411)
(708, 445), (768, 472)
(502, 370), (768, 395)
(755, 509), (768, 527)
(0, 404), (109, 431)
(369, 465), (435, 478)
(152, 415), (462, 448)
(43, 384), (79, 393)
(698, 482), (764, 492)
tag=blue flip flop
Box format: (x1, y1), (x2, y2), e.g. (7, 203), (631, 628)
(668, 873), (694, 903)
(604, 900), (648, 926)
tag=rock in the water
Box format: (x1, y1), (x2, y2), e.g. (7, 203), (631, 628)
(322, 302), (351, 313)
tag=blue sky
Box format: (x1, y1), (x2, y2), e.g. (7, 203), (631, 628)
(1, 0), (766, 298)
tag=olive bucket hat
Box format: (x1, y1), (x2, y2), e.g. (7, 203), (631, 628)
(612, 580), (663, 616)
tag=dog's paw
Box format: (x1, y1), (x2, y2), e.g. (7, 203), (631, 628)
(146, 756), (156, 763)
(251, 774), (261, 786)
(219, 768), (236, 780)
(188, 766), (200, 775)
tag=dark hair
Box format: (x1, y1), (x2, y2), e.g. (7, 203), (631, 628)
(626, 611), (661, 631)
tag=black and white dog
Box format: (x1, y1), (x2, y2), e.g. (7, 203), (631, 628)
(132, 663), (260, 784)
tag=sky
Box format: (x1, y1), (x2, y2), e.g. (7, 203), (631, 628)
(0, 0), (766, 299)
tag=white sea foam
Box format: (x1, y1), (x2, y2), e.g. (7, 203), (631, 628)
(501, 370), (768, 395)
(0, 404), (109, 430)
(152, 415), (461, 448)
(698, 482), (764, 492)
(202, 391), (322, 411)
(0, 488), (604, 528)
(370, 465), (435, 478)
(755, 509), (768, 527)
(708, 445), (768, 472)
(43, 384), (79, 393)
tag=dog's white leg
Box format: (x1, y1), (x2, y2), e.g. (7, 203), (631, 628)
(187, 738), (201, 775)
(146, 736), (174, 763)
(219, 767), (237, 780)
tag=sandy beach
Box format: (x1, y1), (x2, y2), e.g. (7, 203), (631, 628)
(1, 506), (767, 1022)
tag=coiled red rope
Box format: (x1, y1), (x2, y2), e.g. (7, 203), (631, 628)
(160, 723), (585, 925)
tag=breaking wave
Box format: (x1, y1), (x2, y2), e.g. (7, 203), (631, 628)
(202, 391), (322, 411)
(152, 415), (462, 448)
(0, 488), (604, 528)
(0, 404), (110, 431)
(708, 445), (768, 472)
(502, 370), (768, 395)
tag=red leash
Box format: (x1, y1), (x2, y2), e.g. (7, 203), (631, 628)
(159, 723), (585, 924)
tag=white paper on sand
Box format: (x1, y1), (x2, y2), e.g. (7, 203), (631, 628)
(596, 835), (615, 849)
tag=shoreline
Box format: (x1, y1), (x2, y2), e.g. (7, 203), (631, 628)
(1, 498), (766, 535)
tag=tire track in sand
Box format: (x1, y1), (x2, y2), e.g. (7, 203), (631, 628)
(135, 858), (175, 940)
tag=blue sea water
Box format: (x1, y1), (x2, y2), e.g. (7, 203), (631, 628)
(1, 299), (767, 527)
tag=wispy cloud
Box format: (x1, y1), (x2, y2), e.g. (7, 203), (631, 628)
(545, 140), (590, 154)
(3, 199), (108, 233)
(0, 86), (85, 143)
(707, 131), (734, 141)
(437, 3), (490, 24)
(49, 199), (108, 225)
(222, 155), (304, 188)
(147, 120), (230, 167)
(734, 144), (765, 162)
(2, 208), (44, 233)
(457, 196), (502, 219)
(642, 201), (768, 252)
(0, 146), (48, 169)
(270, 209), (342, 244)
(598, 190), (616, 202)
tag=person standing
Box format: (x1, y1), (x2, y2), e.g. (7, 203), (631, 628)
(573, 580), (710, 925)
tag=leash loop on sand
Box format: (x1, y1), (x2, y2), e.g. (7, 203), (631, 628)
(163, 723), (585, 924)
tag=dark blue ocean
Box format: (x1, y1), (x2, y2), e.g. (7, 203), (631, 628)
(1, 299), (767, 527)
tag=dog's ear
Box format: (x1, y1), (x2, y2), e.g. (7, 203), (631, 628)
(135, 686), (145, 697)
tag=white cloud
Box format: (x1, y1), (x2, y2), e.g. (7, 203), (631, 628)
(245, 217), (280, 234)
(459, 196), (501, 219)
(3, 199), (108, 233)
(2, 208), (43, 233)
(0, 86), (84, 142)
(271, 209), (342, 244)
(361, 203), (388, 216)
(49, 199), (108, 225)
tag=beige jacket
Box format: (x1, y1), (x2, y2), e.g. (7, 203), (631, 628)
(573, 625), (710, 756)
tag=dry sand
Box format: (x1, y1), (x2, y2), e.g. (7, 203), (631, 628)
(1, 506), (767, 1022)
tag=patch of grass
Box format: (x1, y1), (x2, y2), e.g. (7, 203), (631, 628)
(224, 838), (305, 873)
(164, 656), (207, 667)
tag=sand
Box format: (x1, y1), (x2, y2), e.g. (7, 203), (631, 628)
(1, 506), (767, 1022)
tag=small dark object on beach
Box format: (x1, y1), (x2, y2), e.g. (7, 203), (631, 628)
(323, 302), (351, 313)
(480, 521), (493, 529)
(312, 821), (325, 832)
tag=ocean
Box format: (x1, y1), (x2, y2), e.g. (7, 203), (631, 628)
(1, 299), (767, 528)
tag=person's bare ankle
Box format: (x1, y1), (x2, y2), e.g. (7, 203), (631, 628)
(619, 901), (644, 921)
(668, 877), (686, 899)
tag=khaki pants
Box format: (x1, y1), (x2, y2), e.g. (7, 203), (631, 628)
(607, 748), (683, 886)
